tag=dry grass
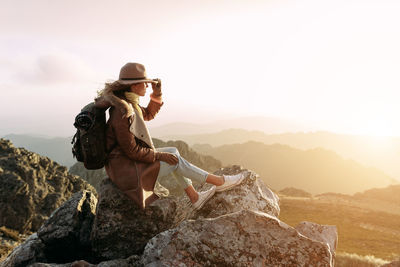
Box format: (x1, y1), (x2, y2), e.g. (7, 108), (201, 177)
(0, 244), (14, 262)
(336, 252), (389, 267)
(0, 226), (20, 242)
(0, 226), (22, 261)
(279, 197), (400, 261)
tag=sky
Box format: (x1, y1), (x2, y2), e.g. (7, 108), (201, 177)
(1, 0), (400, 137)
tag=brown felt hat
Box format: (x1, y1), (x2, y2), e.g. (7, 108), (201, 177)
(117, 62), (156, 85)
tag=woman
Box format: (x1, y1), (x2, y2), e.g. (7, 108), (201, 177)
(95, 62), (246, 210)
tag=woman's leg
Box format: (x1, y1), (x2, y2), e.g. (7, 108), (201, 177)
(166, 148), (247, 193)
(170, 171), (199, 203)
(157, 147), (225, 186)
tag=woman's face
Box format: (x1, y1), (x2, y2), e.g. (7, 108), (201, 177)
(130, 82), (148, 96)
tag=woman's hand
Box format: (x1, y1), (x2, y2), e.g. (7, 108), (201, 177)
(157, 152), (178, 165)
(151, 79), (162, 97)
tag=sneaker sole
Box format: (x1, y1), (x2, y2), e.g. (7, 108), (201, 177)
(193, 188), (216, 210)
(215, 173), (246, 192)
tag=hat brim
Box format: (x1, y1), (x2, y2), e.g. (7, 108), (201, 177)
(118, 79), (156, 85)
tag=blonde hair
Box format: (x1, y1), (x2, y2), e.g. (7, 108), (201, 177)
(94, 81), (134, 118)
(96, 81), (131, 99)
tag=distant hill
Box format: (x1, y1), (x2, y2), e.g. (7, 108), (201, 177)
(354, 184), (400, 204)
(3, 134), (75, 167)
(193, 141), (396, 194)
(167, 129), (400, 181)
(149, 116), (313, 137)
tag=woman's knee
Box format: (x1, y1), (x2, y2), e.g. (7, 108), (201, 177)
(170, 147), (180, 156)
(158, 147), (180, 156)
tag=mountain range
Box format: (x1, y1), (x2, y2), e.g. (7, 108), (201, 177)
(148, 116), (314, 137)
(162, 128), (400, 181)
(192, 141), (396, 194)
(3, 129), (399, 195)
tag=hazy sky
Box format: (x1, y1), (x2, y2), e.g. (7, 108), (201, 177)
(1, 0), (400, 137)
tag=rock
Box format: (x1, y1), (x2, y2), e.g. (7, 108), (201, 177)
(0, 139), (96, 234)
(2, 191), (98, 266)
(195, 166), (280, 219)
(3, 160), (337, 266)
(295, 221), (338, 266)
(96, 255), (141, 267)
(0, 233), (46, 267)
(90, 166), (279, 261)
(37, 191), (97, 263)
(25, 255), (142, 267)
(28, 263), (71, 267)
(90, 178), (194, 260)
(142, 209), (333, 266)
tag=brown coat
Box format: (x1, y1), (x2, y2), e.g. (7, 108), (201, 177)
(103, 99), (163, 209)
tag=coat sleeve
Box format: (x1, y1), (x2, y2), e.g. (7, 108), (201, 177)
(140, 98), (163, 121)
(111, 108), (159, 163)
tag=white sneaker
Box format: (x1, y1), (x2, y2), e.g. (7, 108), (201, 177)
(216, 171), (247, 192)
(192, 186), (216, 210)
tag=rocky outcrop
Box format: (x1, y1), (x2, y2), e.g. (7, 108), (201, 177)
(69, 138), (222, 193)
(1, 191), (97, 267)
(195, 166), (280, 219)
(295, 221), (338, 265)
(143, 210), (332, 266)
(90, 166), (280, 261)
(90, 178), (193, 260)
(2, 166), (337, 266)
(0, 233), (46, 267)
(37, 191), (97, 263)
(0, 139), (96, 234)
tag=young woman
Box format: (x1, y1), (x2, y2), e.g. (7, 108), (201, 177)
(94, 62), (246, 210)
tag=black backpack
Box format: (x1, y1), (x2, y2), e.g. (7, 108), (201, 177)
(71, 102), (108, 170)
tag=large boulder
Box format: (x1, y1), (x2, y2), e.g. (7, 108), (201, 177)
(90, 166), (279, 261)
(0, 139), (96, 234)
(37, 191), (97, 263)
(1, 191), (97, 266)
(142, 209), (333, 266)
(195, 166), (280, 219)
(90, 178), (194, 260)
(295, 221), (338, 266)
(3, 165), (337, 266)
(0, 233), (46, 267)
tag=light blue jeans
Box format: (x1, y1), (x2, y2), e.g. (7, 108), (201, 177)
(155, 147), (209, 191)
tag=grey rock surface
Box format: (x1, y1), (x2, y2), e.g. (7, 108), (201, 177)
(195, 166), (280, 219)
(90, 166), (279, 261)
(0, 139), (96, 234)
(3, 163), (337, 266)
(0, 233), (45, 267)
(295, 221), (338, 265)
(90, 178), (194, 260)
(37, 191), (97, 263)
(142, 209), (333, 267)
